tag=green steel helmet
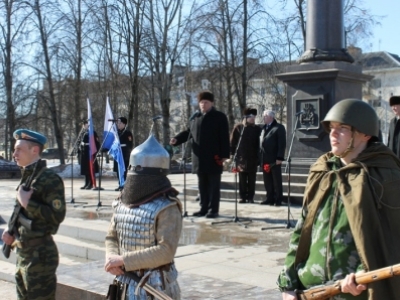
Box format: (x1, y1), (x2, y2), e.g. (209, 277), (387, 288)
(321, 99), (379, 137)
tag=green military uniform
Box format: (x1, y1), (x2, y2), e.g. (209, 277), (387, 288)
(15, 160), (65, 300)
(277, 144), (400, 299)
(11, 129), (66, 300)
(277, 156), (367, 300)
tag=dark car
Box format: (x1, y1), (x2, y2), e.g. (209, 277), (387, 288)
(41, 148), (67, 160)
(0, 158), (21, 179)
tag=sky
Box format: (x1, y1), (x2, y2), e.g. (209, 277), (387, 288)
(365, 0), (400, 55)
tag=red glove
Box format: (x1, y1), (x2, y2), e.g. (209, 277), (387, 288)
(214, 155), (223, 166)
(263, 163), (275, 173)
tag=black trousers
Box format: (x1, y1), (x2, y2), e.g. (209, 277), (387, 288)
(115, 158), (129, 187)
(198, 173), (221, 213)
(262, 164), (283, 204)
(238, 172), (257, 201)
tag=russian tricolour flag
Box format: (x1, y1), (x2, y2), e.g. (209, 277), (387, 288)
(103, 98), (125, 187)
(87, 98), (97, 188)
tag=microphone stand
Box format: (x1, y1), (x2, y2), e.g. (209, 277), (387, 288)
(283, 114), (300, 229)
(85, 121), (116, 210)
(180, 132), (192, 218)
(261, 115), (299, 230)
(68, 127), (87, 205)
(212, 122), (252, 228)
(179, 112), (198, 218)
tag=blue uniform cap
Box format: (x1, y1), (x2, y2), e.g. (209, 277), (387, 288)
(13, 129), (47, 147)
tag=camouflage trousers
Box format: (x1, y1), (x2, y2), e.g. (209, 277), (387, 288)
(15, 238), (59, 300)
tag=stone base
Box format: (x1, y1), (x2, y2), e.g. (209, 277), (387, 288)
(277, 61), (372, 159)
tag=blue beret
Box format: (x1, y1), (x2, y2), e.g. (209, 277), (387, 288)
(13, 129), (47, 147)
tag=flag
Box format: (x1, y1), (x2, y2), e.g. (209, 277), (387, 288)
(103, 98), (117, 150)
(87, 98), (97, 188)
(103, 97), (125, 187)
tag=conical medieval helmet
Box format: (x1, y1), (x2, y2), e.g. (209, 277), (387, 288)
(129, 134), (170, 175)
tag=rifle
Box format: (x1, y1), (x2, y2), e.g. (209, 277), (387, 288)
(2, 161), (39, 258)
(296, 263), (400, 300)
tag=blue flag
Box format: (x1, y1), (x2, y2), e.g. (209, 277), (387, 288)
(103, 98), (125, 187)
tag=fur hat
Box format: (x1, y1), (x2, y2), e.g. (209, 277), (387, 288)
(197, 91), (214, 102)
(243, 107), (257, 116)
(118, 117), (128, 124)
(389, 96), (400, 106)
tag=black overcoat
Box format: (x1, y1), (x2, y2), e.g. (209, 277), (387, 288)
(79, 130), (100, 175)
(174, 107), (230, 174)
(259, 119), (286, 164)
(387, 117), (400, 158)
(230, 123), (261, 173)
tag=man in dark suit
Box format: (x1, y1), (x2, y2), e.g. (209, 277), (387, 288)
(387, 96), (400, 158)
(259, 109), (286, 206)
(170, 91), (230, 218)
(113, 117), (133, 191)
(230, 107), (261, 204)
(78, 120), (100, 190)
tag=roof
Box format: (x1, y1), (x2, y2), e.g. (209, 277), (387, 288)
(359, 51), (400, 70)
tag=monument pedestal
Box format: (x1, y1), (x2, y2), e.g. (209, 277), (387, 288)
(277, 61), (372, 159)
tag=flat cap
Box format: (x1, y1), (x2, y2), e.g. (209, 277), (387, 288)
(13, 129), (47, 146)
(118, 117), (128, 124)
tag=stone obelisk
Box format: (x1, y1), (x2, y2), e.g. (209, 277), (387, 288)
(276, 0), (372, 159)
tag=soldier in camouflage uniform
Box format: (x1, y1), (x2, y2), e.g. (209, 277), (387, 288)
(1, 129), (66, 300)
(104, 134), (182, 299)
(277, 99), (400, 300)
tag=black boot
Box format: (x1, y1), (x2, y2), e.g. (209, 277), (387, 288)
(81, 176), (90, 189)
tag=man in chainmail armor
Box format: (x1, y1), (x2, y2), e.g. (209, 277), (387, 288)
(104, 134), (182, 300)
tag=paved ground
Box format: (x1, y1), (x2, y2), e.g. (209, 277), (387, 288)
(0, 171), (302, 299)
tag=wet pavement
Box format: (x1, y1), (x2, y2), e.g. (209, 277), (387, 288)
(0, 171), (302, 299)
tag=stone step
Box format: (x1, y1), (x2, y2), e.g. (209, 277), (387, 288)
(255, 172), (309, 183)
(0, 215), (106, 262)
(184, 187), (304, 204)
(0, 252), (94, 282)
(221, 181), (307, 195)
(1, 212), (109, 244)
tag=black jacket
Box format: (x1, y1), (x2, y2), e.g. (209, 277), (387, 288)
(174, 107), (230, 174)
(387, 117), (400, 158)
(79, 130), (100, 175)
(259, 119), (286, 164)
(113, 128), (133, 171)
(230, 123), (261, 172)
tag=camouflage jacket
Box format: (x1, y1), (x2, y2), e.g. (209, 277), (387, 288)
(17, 160), (66, 241)
(277, 143), (400, 300)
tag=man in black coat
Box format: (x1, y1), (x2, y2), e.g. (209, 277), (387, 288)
(259, 109), (286, 206)
(230, 107), (261, 204)
(113, 117), (134, 191)
(387, 96), (400, 158)
(78, 120), (100, 190)
(170, 91), (230, 218)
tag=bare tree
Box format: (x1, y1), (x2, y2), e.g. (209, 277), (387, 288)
(0, 0), (31, 159)
(144, 0), (187, 145)
(27, 0), (66, 163)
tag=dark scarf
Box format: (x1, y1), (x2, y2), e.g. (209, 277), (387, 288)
(120, 175), (178, 206)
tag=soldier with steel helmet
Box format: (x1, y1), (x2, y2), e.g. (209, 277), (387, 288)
(104, 134), (182, 299)
(277, 99), (400, 300)
(1, 129), (66, 300)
